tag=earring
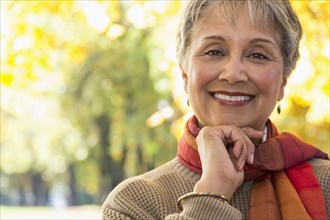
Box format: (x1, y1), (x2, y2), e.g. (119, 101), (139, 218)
(277, 101), (281, 114)
(187, 99), (190, 107)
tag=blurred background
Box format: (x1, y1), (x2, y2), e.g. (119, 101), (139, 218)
(1, 0), (329, 219)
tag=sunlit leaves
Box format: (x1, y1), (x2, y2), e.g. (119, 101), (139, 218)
(0, 73), (14, 86)
(287, 1), (330, 124)
(269, 1), (330, 153)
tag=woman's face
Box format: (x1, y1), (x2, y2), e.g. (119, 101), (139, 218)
(182, 8), (286, 131)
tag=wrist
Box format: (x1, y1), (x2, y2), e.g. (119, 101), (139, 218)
(193, 179), (236, 201)
(177, 192), (229, 211)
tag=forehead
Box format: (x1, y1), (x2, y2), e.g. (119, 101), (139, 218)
(201, 2), (279, 30)
(193, 6), (281, 45)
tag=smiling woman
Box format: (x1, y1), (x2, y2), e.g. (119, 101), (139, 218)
(102, 1), (329, 219)
(182, 8), (285, 130)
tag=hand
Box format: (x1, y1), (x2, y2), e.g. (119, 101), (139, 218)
(193, 125), (263, 200)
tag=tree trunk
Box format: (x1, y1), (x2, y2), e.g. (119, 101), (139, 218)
(31, 172), (49, 206)
(111, 144), (127, 190)
(68, 163), (78, 206)
(96, 114), (129, 203)
(18, 185), (26, 206)
(96, 114), (112, 202)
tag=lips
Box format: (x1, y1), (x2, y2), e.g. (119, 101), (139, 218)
(211, 91), (254, 104)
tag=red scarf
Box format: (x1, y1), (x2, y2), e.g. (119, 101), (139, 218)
(177, 116), (329, 219)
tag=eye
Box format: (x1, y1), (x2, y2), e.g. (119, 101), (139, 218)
(204, 50), (224, 57)
(248, 53), (269, 60)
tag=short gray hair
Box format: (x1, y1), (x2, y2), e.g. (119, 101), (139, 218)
(176, 0), (302, 77)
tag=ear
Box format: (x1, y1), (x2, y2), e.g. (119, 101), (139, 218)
(180, 64), (188, 94)
(278, 77), (287, 101)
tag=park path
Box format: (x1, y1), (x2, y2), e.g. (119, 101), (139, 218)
(0, 205), (101, 220)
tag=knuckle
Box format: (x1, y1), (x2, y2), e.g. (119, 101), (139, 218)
(199, 126), (211, 134)
(199, 126), (218, 138)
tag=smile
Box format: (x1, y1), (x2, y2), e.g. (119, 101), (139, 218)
(211, 92), (254, 105)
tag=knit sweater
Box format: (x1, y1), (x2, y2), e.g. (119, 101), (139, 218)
(102, 157), (330, 219)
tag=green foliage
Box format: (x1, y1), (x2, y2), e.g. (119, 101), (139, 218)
(1, 0), (182, 205)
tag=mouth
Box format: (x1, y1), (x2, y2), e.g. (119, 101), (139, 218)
(211, 91), (254, 105)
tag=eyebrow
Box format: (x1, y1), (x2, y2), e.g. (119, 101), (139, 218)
(202, 35), (226, 42)
(201, 35), (279, 49)
(250, 38), (279, 50)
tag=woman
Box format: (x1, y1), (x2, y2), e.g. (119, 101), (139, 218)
(102, 1), (329, 219)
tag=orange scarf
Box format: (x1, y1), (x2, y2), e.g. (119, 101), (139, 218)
(177, 116), (328, 219)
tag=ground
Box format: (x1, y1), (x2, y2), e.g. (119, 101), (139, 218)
(0, 205), (101, 220)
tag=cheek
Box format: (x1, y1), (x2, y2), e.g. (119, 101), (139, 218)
(188, 63), (217, 89)
(254, 67), (283, 95)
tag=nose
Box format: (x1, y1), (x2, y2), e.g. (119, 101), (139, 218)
(218, 55), (248, 84)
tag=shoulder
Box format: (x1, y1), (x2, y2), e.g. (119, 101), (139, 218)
(308, 158), (330, 166)
(102, 158), (199, 219)
(308, 158), (330, 183)
(308, 158), (330, 215)
(308, 158), (330, 176)
(107, 158), (198, 198)
(105, 158), (180, 200)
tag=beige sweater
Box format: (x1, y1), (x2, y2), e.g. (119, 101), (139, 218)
(102, 157), (330, 219)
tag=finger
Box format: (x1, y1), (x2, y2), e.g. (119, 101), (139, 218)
(218, 127), (246, 169)
(200, 126), (250, 170)
(229, 129), (248, 171)
(236, 148), (246, 171)
(228, 147), (243, 172)
(233, 142), (247, 171)
(215, 126), (242, 155)
(243, 134), (255, 164)
(230, 135), (245, 159)
(229, 146), (245, 171)
(226, 128), (246, 157)
(241, 127), (264, 139)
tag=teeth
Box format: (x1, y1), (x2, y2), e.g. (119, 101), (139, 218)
(214, 93), (251, 102)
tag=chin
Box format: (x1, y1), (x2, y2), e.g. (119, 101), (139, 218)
(208, 116), (250, 128)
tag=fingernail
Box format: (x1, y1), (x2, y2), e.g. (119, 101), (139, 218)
(240, 161), (245, 171)
(250, 153), (254, 164)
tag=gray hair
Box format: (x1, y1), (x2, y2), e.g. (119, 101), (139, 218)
(176, 0), (302, 77)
